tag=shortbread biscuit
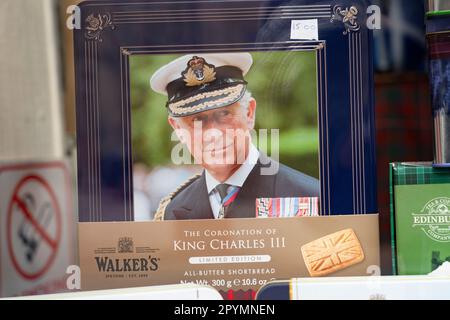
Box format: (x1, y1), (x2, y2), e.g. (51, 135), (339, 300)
(301, 229), (365, 277)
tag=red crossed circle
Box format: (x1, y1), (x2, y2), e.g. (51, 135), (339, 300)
(6, 175), (62, 280)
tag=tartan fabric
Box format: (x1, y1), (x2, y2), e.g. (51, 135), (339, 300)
(391, 162), (450, 185)
(375, 74), (433, 275)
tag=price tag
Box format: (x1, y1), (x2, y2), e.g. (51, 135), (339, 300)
(290, 19), (319, 40)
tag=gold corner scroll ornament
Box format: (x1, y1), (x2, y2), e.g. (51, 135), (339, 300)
(330, 5), (361, 35)
(85, 13), (115, 42)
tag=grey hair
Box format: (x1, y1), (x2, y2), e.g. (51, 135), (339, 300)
(239, 90), (252, 112)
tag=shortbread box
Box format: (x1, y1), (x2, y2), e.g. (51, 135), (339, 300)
(390, 162), (450, 275)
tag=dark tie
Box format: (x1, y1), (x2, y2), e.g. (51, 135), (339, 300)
(215, 184), (230, 219)
(215, 184), (230, 200)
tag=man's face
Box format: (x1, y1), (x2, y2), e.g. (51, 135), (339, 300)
(169, 98), (257, 173)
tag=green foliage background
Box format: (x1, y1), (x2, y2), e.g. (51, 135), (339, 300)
(130, 50), (319, 178)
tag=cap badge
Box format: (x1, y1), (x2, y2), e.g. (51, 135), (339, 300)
(182, 56), (216, 87)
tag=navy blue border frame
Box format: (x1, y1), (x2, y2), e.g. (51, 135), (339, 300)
(74, 0), (377, 222)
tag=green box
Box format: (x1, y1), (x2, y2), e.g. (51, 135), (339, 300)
(390, 162), (450, 275)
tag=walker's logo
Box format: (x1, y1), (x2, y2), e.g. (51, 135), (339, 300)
(93, 237), (160, 273)
(118, 237), (134, 253)
(94, 256), (159, 273)
(412, 197), (450, 243)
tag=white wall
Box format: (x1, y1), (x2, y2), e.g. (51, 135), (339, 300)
(0, 0), (64, 161)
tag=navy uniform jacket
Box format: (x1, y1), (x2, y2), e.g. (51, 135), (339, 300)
(154, 153), (320, 220)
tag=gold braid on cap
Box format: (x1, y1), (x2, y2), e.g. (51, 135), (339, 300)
(153, 174), (201, 221)
(168, 84), (244, 115)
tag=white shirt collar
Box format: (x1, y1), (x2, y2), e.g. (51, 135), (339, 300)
(205, 144), (259, 194)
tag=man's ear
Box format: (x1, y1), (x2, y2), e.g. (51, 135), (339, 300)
(247, 98), (257, 129)
(168, 117), (186, 144)
(168, 116), (178, 130)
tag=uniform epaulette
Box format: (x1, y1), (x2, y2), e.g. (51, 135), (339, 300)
(153, 174), (201, 221)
